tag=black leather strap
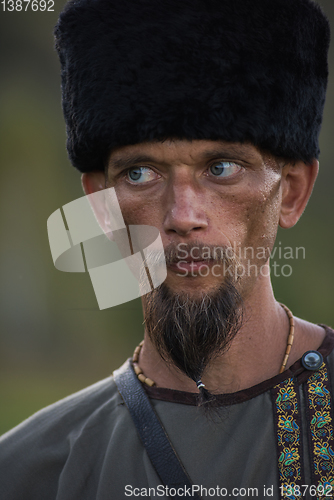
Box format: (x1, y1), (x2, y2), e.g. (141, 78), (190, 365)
(113, 360), (202, 499)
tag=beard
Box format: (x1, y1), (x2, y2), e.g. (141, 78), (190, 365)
(143, 243), (244, 406)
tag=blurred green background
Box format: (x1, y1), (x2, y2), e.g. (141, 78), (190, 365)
(0, 0), (333, 434)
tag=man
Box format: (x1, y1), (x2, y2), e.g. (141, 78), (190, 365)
(0, 0), (333, 499)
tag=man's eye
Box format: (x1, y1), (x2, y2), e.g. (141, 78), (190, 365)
(127, 166), (158, 183)
(209, 161), (242, 178)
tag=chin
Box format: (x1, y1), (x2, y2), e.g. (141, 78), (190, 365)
(163, 275), (225, 299)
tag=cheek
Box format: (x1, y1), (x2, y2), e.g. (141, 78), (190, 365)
(242, 180), (282, 255)
(209, 177), (281, 256)
(115, 188), (161, 227)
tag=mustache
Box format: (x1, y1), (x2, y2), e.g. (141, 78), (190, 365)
(143, 242), (239, 268)
(165, 242), (231, 264)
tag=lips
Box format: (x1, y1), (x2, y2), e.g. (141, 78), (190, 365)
(168, 259), (215, 274)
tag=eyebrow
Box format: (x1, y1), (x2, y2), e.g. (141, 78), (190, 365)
(198, 146), (259, 163)
(108, 155), (161, 172)
(107, 145), (259, 172)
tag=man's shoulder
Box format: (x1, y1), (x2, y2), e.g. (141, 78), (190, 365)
(1, 371), (121, 444)
(0, 363), (131, 499)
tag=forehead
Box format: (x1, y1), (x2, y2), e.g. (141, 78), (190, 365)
(107, 139), (266, 169)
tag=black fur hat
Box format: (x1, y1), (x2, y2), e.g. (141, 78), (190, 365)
(55, 0), (330, 172)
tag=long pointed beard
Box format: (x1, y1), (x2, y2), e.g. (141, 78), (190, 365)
(143, 279), (243, 402)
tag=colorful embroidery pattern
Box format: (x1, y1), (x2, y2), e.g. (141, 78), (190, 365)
(272, 377), (302, 499)
(306, 363), (334, 499)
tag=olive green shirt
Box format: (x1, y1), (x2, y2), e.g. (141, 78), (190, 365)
(1, 327), (334, 500)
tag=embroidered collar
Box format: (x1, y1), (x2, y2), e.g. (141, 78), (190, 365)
(144, 326), (334, 407)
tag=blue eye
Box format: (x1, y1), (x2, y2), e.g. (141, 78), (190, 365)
(209, 161), (241, 177)
(127, 167), (157, 183)
(128, 168), (142, 181)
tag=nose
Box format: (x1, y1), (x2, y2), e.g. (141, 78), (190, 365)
(163, 180), (208, 237)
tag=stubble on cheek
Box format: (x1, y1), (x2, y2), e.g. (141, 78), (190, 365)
(207, 167), (283, 296)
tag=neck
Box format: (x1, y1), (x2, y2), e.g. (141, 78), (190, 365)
(138, 278), (326, 394)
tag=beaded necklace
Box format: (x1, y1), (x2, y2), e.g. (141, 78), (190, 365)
(132, 303), (295, 387)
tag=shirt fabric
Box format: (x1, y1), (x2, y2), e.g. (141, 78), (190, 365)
(1, 326), (334, 500)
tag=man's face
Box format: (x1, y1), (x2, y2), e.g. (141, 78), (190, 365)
(106, 138), (283, 298)
(105, 139), (285, 387)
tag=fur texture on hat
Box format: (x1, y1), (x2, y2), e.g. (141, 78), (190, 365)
(55, 0), (330, 172)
